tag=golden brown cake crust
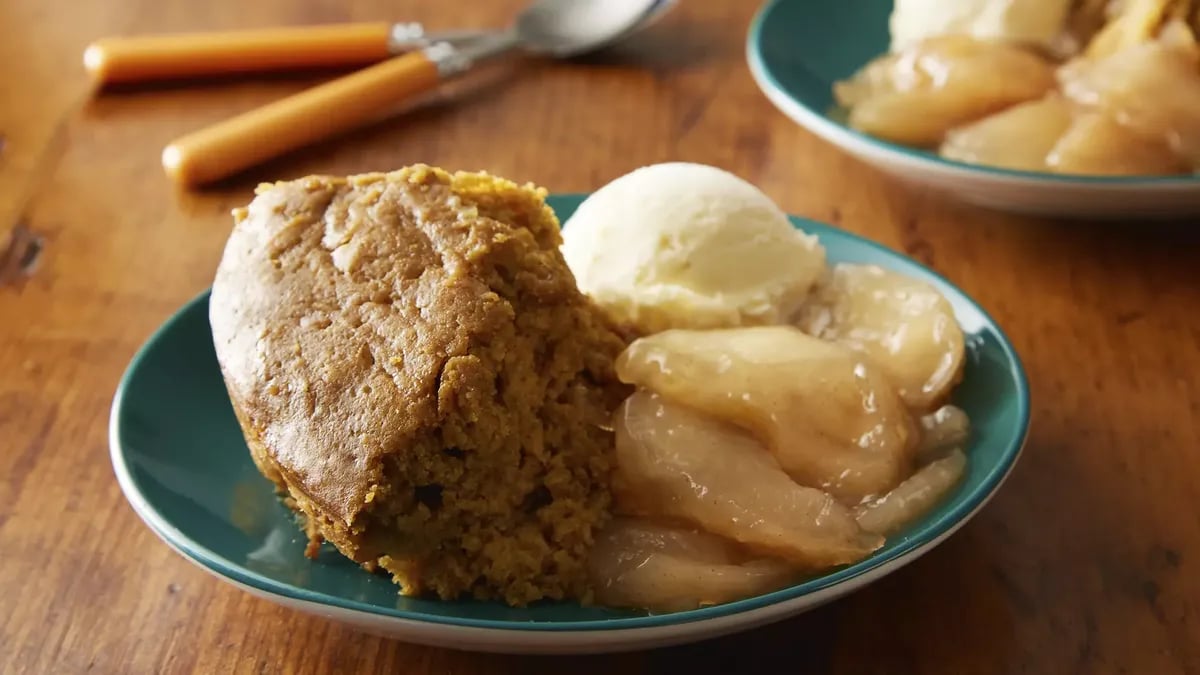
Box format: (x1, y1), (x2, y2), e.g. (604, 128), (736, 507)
(209, 165), (628, 605)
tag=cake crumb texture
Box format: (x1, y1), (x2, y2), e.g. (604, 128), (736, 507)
(210, 165), (629, 606)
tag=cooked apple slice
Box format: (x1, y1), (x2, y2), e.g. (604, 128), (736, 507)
(588, 517), (801, 612)
(1060, 32), (1200, 167)
(834, 35), (1057, 146)
(616, 327), (915, 503)
(1083, 0), (1175, 59)
(796, 264), (966, 412)
(940, 96), (1074, 171)
(854, 449), (968, 535)
(916, 405), (971, 462)
(1046, 110), (1189, 175)
(613, 391), (883, 567)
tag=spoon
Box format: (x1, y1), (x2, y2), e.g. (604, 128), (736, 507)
(84, 23), (488, 86)
(163, 0), (671, 187)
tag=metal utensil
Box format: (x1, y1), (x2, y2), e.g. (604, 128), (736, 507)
(162, 0), (672, 186)
(84, 23), (486, 86)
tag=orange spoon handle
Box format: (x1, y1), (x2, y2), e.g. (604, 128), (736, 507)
(162, 49), (444, 186)
(84, 22), (395, 85)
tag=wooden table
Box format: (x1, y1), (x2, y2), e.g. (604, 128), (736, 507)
(3, 0), (1198, 672)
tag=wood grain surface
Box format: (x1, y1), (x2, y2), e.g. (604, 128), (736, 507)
(2, 0), (1198, 673)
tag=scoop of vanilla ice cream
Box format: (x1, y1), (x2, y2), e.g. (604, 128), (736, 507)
(561, 163), (826, 335)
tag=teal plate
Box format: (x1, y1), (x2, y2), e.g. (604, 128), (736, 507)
(746, 0), (1200, 218)
(109, 194), (1030, 653)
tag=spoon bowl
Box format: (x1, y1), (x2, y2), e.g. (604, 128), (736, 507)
(514, 0), (671, 57)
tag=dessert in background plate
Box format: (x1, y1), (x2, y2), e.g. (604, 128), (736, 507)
(834, 0), (1200, 176)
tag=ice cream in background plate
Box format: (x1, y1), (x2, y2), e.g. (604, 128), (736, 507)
(889, 0), (1074, 52)
(560, 162), (826, 336)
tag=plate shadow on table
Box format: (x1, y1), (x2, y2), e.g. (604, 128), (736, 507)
(927, 197), (1200, 288)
